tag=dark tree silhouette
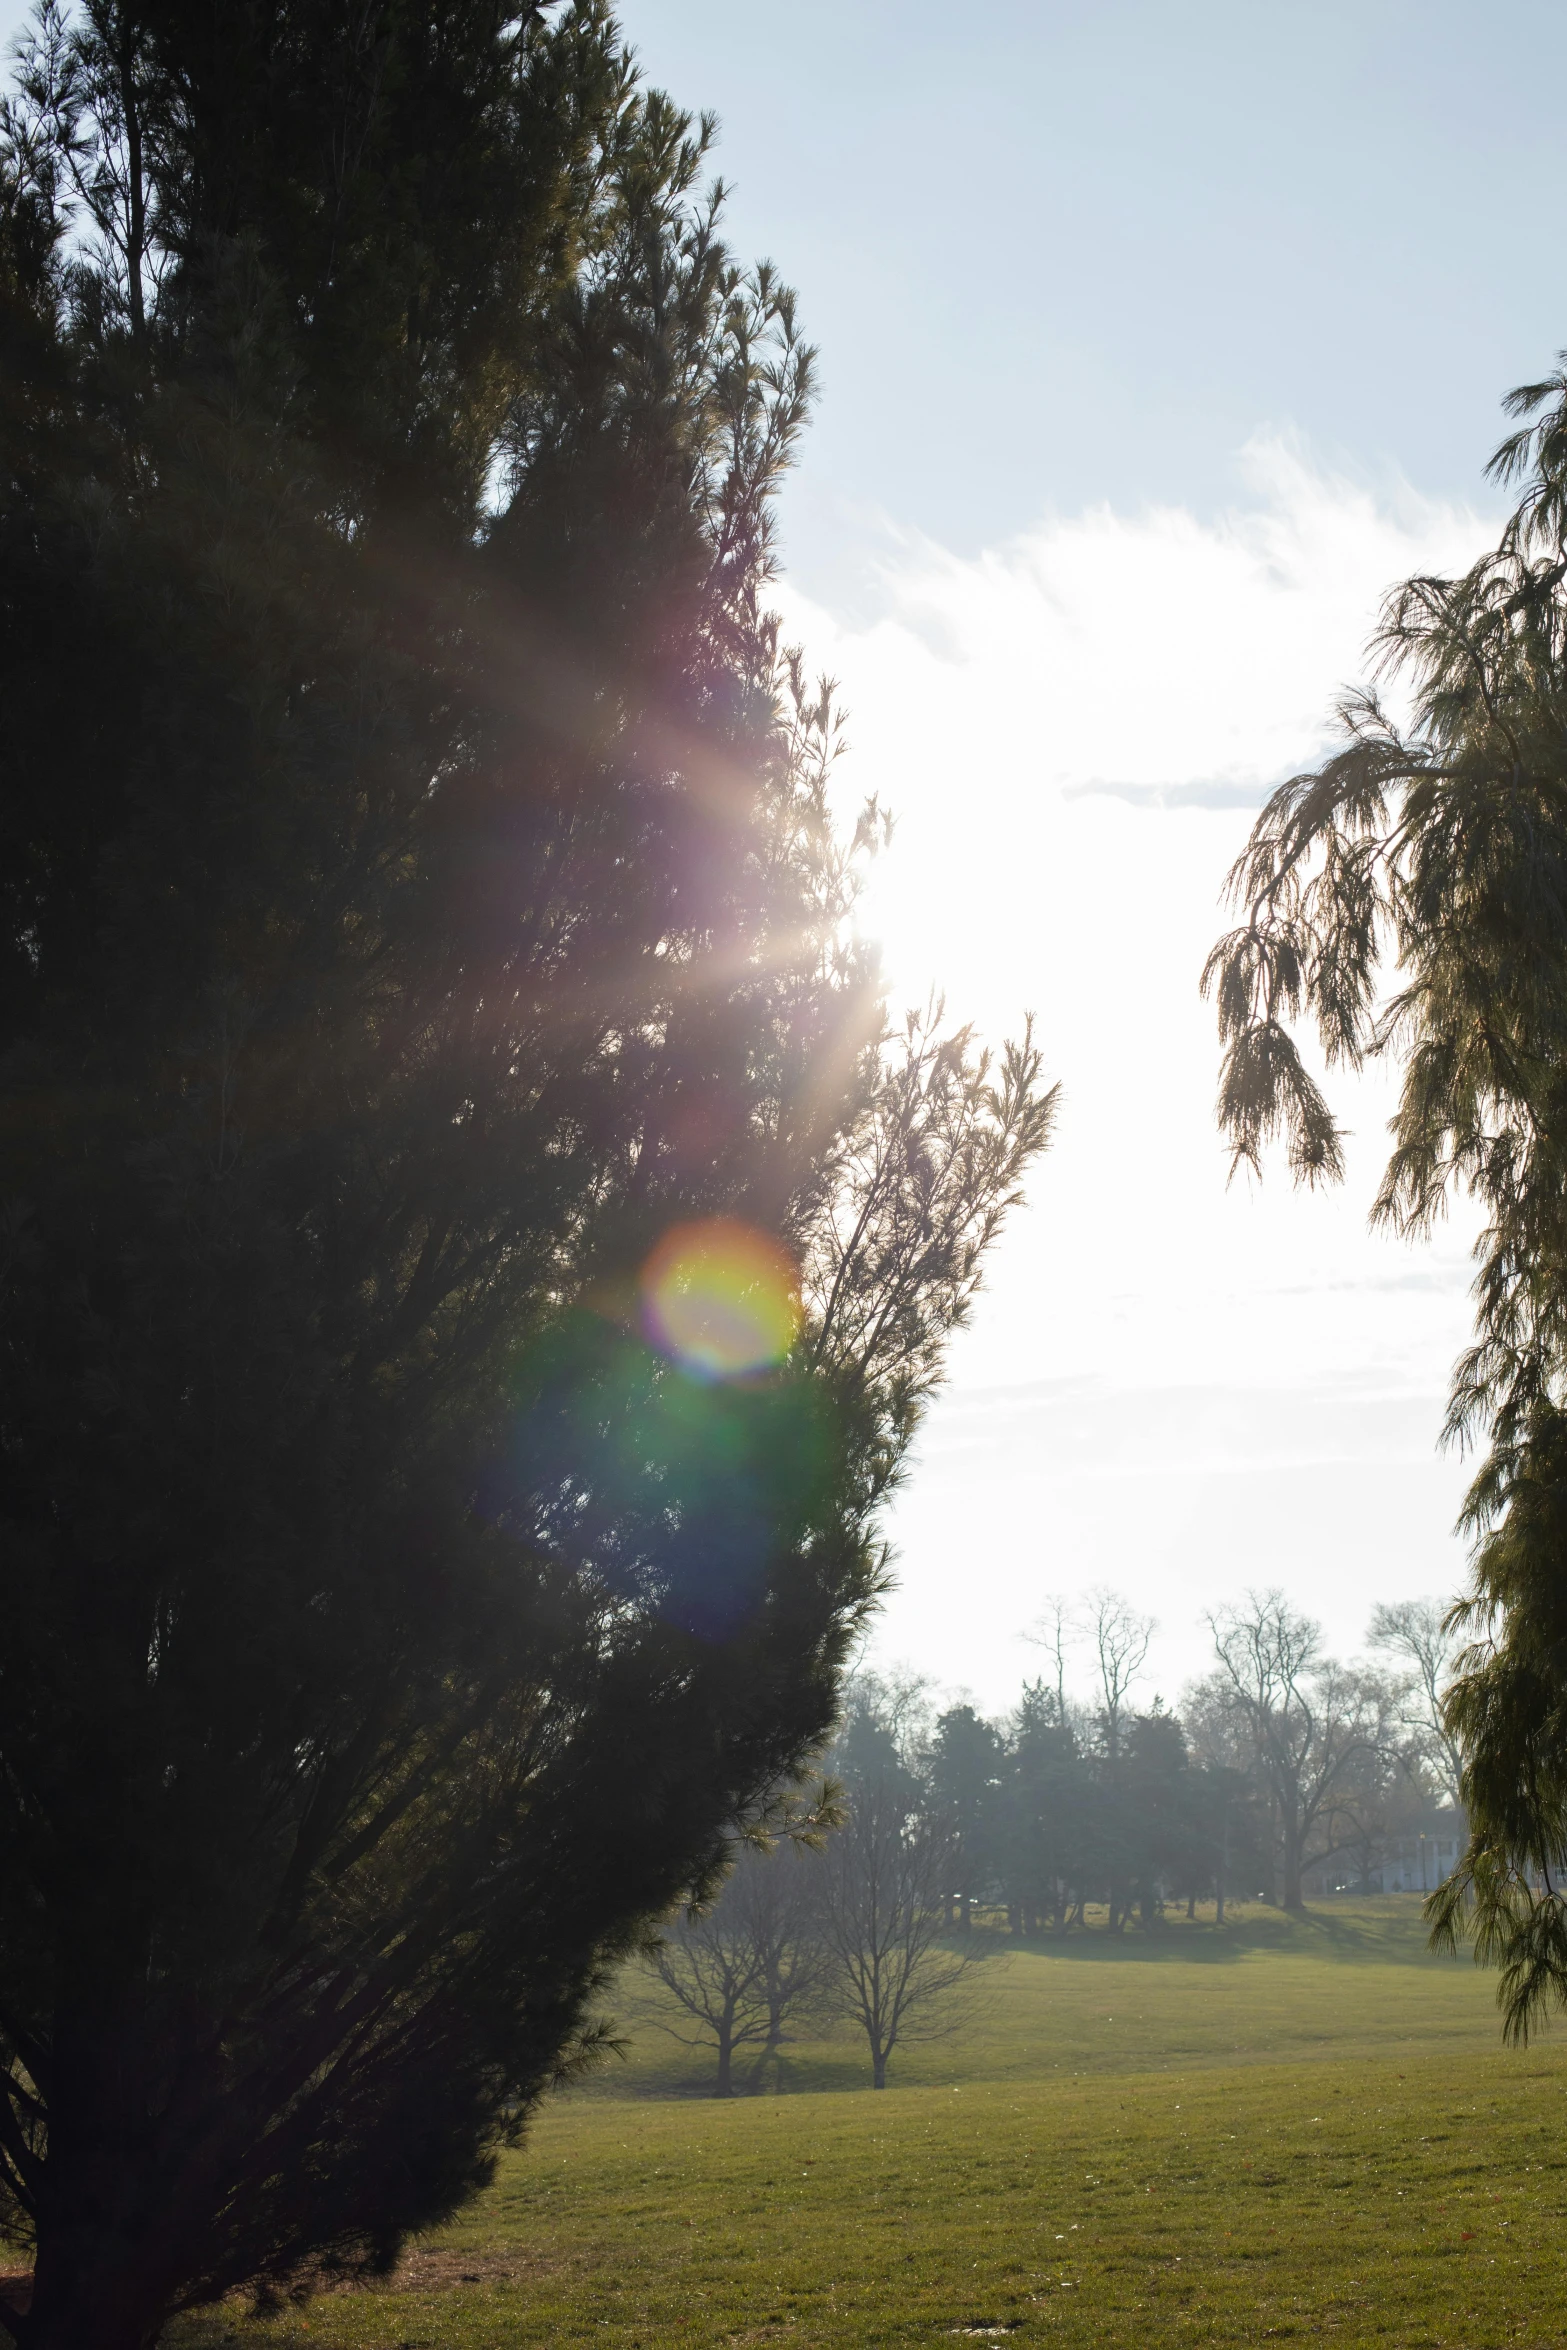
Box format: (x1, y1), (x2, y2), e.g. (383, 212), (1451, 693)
(926, 1703), (1004, 1929)
(0, 6), (1053, 2341)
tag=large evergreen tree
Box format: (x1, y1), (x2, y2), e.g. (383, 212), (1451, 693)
(0, 6), (1053, 2342)
(925, 1701), (1003, 1928)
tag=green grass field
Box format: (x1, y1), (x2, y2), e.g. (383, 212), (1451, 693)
(171, 1901), (1567, 2349)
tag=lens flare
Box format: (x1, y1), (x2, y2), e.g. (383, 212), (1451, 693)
(641, 1219), (801, 1381)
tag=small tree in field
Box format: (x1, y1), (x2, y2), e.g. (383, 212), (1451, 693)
(818, 1771), (983, 2088)
(644, 1835), (830, 2095)
(729, 1838), (836, 2083)
(645, 1866), (771, 2100)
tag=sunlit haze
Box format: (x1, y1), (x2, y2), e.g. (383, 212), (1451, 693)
(4, 0), (1556, 1709)
(783, 449), (1489, 1704)
(605, 0), (1567, 1712)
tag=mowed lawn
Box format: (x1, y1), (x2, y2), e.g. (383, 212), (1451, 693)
(172, 1902), (1567, 2349)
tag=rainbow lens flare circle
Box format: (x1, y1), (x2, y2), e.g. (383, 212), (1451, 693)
(640, 1219), (802, 1381)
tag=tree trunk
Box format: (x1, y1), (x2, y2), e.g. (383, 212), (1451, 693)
(872, 2047), (887, 2089)
(23, 2010), (173, 2350)
(21, 2293), (162, 2350)
(715, 2024), (734, 2097)
(25, 2236), (166, 2350)
(1282, 1827), (1305, 1913)
(747, 2008), (784, 2091)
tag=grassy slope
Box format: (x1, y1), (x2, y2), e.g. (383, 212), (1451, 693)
(172, 1902), (1567, 2349)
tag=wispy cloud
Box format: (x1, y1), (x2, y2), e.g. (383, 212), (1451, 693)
(789, 433), (1492, 825)
(1065, 776), (1310, 811)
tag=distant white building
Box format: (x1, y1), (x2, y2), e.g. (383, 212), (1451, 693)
(1302, 1808), (1466, 1898)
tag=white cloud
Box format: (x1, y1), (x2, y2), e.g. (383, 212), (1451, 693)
(783, 439), (1500, 1710)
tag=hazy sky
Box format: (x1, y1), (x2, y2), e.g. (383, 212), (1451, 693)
(605, 0), (1567, 1710)
(615, 0), (1567, 604)
(8, 1), (1567, 1712)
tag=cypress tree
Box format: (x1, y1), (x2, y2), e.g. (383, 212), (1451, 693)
(0, 6), (1053, 2342)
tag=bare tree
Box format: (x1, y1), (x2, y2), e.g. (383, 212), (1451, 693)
(1327, 1748), (1440, 1894)
(1202, 1592), (1394, 1911)
(1021, 1587), (1153, 1745)
(1087, 1588), (1156, 1763)
(726, 1842), (834, 2084)
(1368, 1597), (1464, 1805)
(840, 1665), (936, 1763)
(819, 1774), (983, 2088)
(644, 1872), (771, 2098)
(1022, 1592), (1075, 1724)
(644, 1834), (833, 2095)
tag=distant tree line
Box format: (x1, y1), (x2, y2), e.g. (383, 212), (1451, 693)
(645, 1585), (1462, 2093)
